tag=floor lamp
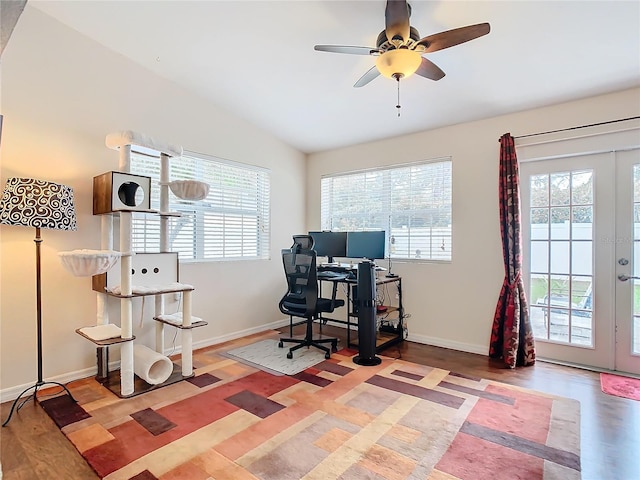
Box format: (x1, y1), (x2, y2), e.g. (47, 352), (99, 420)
(1, 177), (78, 427)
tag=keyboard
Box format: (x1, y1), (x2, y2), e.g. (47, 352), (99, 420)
(317, 271), (348, 280)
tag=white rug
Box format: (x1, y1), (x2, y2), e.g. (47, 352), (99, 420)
(225, 339), (327, 376)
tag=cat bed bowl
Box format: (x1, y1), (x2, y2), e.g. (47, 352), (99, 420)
(169, 180), (210, 201)
(58, 249), (122, 276)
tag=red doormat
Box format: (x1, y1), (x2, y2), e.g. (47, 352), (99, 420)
(600, 373), (640, 401)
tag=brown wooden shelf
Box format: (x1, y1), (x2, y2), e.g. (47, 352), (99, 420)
(376, 305), (400, 315)
(153, 317), (208, 329)
(98, 363), (193, 398)
(100, 285), (194, 298)
(93, 208), (159, 216)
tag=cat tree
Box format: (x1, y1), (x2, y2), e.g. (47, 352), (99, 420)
(61, 131), (208, 397)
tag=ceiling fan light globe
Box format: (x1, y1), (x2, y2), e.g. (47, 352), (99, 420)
(375, 49), (421, 79)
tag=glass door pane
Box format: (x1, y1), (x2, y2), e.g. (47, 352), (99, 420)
(631, 164), (640, 356)
(528, 170), (594, 346)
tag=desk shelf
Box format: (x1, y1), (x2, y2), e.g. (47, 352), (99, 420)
(319, 275), (404, 354)
(349, 330), (402, 352)
(348, 305), (401, 318)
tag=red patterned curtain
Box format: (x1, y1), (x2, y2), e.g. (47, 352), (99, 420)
(489, 133), (535, 368)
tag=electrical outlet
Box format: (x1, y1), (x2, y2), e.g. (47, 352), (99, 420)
(395, 293), (399, 299)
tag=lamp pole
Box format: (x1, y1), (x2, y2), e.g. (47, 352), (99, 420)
(36, 227), (43, 384)
(2, 227), (77, 427)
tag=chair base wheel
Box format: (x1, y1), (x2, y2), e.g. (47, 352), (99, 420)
(278, 341), (284, 348)
(287, 352), (293, 359)
(325, 352), (330, 359)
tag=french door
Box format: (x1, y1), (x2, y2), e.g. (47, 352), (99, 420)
(614, 150), (640, 374)
(520, 132), (639, 375)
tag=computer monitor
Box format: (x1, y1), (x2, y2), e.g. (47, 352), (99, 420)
(346, 231), (386, 261)
(308, 231), (347, 263)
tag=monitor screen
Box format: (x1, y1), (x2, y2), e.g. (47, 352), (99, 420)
(346, 231), (386, 260)
(308, 231), (347, 263)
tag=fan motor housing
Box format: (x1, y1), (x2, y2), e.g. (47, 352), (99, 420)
(376, 26), (421, 52)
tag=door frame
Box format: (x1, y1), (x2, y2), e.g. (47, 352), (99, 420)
(517, 122), (640, 372)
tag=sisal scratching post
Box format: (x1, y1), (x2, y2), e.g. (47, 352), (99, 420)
(155, 153), (170, 354)
(181, 290), (193, 376)
(120, 210), (134, 396)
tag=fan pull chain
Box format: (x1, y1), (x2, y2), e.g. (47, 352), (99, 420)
(396, 75), (401, 117)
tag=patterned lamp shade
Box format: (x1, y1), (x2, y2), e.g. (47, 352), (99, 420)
(0, 177), (77, 230)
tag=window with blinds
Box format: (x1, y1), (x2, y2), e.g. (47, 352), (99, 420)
(130, 151), (271, 261)
(321, 158), (452, 261)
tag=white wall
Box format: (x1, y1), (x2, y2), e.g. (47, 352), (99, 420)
(0, 6), (306, 398)
(307, 87), (640, 354)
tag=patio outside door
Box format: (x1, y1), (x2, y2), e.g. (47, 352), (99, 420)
(519, 126), (640, 375)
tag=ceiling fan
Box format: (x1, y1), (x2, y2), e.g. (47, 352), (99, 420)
(314, 0), (490, 89)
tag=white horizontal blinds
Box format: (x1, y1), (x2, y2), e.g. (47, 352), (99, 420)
(321, 158), (452, 261)
(321, 170), (388, 230)
(391, 160), (452, 260)
(198, 158), (270, 259)
(130, 151), (270, 261)
(131, 153), (162, 253)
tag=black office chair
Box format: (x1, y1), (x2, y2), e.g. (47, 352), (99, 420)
(278, 244), (343, 359)
(285, 235), (316, 335)
(292, 234), (314, 250)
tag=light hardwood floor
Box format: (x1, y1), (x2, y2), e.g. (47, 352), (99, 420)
(1, 325), (638, 480)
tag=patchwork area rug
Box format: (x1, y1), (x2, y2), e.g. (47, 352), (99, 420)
(39, 334), (581, 480)
(224, 339), (327, 376)
(600, 372), (640, 401)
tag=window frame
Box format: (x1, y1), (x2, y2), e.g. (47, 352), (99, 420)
(320, 157), (452, 262)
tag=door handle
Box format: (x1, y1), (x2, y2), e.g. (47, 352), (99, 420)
(618, 274), (640, 282)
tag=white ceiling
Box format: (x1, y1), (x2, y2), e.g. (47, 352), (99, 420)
(30, 1), (640, 154)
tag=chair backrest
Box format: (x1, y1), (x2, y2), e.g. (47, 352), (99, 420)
(292, 235), (315, 250)
(279, 246), (318, 318)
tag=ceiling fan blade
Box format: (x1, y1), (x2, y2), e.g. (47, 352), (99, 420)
(354, 66), (380, 88)
(314, 45), (379, 56)
(417, 23), (491, 53)
(385, 0), (411, 44)
(415, 57), (445, 81)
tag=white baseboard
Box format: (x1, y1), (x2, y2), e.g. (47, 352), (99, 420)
(406, 333), (488, 356)
(190, 318), (290, 352)
(0, 320), (489, 403)
(0, 364), (100, 404)
(0, 318), (291, 403)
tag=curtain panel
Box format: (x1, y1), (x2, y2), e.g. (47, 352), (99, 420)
(489, 133), (535, 368)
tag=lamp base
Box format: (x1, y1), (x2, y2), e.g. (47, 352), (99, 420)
(2, 380), (76, 427)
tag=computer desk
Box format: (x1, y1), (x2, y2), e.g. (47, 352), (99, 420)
(316, 268), (405, 353)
